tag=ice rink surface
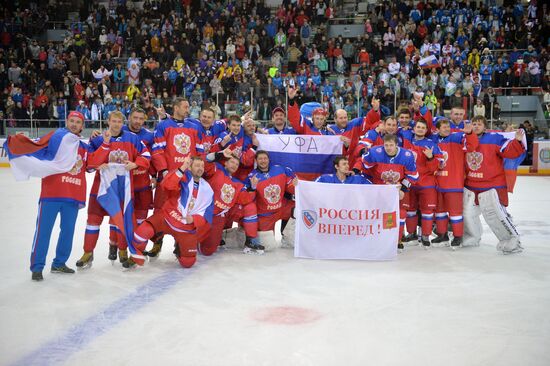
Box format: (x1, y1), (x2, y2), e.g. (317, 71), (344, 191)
(0, 170), (549, 366)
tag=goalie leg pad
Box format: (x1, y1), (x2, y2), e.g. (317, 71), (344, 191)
(281, 219), (295, 248)
(462, 188), (482, 247)
(258, 230), (279, 251)
(223, 226), (246, 249)
(478, 189), (521, 252)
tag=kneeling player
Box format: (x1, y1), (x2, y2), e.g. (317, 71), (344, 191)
(201, 148), (263, 255)
(128, 156), (214, 268)
(317, 156), (372, 184)
(463, 116), (525, 254)
(245, 151), (297, 250)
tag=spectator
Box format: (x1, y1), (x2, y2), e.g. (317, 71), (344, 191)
(474, 98), (486, 118)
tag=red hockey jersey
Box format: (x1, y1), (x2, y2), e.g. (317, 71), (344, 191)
(465, 132), (525, 191)
(431, 131), (478, 192)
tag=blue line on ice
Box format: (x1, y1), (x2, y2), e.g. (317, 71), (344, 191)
(9, 262), (204, 366)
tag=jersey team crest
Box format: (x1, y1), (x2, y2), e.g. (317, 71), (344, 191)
(109, 149), (129, 164)
(380, 170), (401, 184)
(174, 133), (191, 155)
(439, 150), (449, 169)
(263, 184), (281, 204)
(466, 151), (483, 171)
(68, 154), (83, 175)
(220, 183), (235, 204)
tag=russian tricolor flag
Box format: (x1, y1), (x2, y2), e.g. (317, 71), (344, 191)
(4, 128), (80, 181)
(419, 55), (441, 69)
(256, 134), (343, 181)
(97, 164), (145, 264)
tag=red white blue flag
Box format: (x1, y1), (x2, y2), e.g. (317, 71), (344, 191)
(97, 164), (144, 263)
(4, 128), (80, 181)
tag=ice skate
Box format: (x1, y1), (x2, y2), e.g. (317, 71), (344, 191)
(498, 238), (523, 255)
(108, 245), (117, 264)
(146, 240), (163, 260)
(51, 265), (75, 274)
(402, 232), (419, 246)
(32, 272), (43, 281)
(76, 252), (94, 269)
(421, 236), (431, 249)
(243, 238), (265, 255)
(118, 249), (128, 264)
(450, 236), (462, 251)
(397, 242), (404, 253)
(431, 233), (450, 247)
(122, 257), (137, 270)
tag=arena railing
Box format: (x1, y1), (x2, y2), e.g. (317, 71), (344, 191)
(0, 119), (280, 139)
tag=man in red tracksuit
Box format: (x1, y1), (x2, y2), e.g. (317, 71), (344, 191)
(431, 118), (478, 248)
(201, 148), (263, 255)
(127, 156), (214, 269)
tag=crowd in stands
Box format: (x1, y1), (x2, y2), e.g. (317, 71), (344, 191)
(0, 0), (549, 130)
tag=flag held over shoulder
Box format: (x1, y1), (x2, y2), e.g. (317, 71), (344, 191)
(4, 128), (80, 181)
(295, 181), (400, 260)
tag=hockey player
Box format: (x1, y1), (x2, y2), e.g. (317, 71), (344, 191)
(402, 118), (444, 248)
(245, 150), (298, 250)
(316, 156), (372, 184)
(151, 97), (203, 210)
(149, 98), (203, 255)
(326, 101), (381, 165)
(463, 115), (526, 254)
(76, 111), (151, 268)
(27, 112), (110, 281)
(411, 93), (435, 133)
(287, 88), (334, 135)
(266, 106), (297, 134)
(397, 108), (414, 130)
(126, 156), (214, 269)
(108, 107), (155, 261)
(201, 148), (263, 255)
(431, 118), (479, 248)
(353, 116), (404, 171)
(448, 106), (467, 131)
(216, 113), (259, 182)
(361, 134), (418, 250)
(188, 107), (227, 154)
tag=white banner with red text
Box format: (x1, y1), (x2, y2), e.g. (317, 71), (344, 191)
(295, 181), (399, 261)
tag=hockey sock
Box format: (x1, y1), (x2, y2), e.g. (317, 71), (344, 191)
(405, 211), (417, 235)
(435, 212), (449, 235)
(421, 213), (434, 237)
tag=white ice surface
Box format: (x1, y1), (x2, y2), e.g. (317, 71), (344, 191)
(0, 170), (549, 366)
